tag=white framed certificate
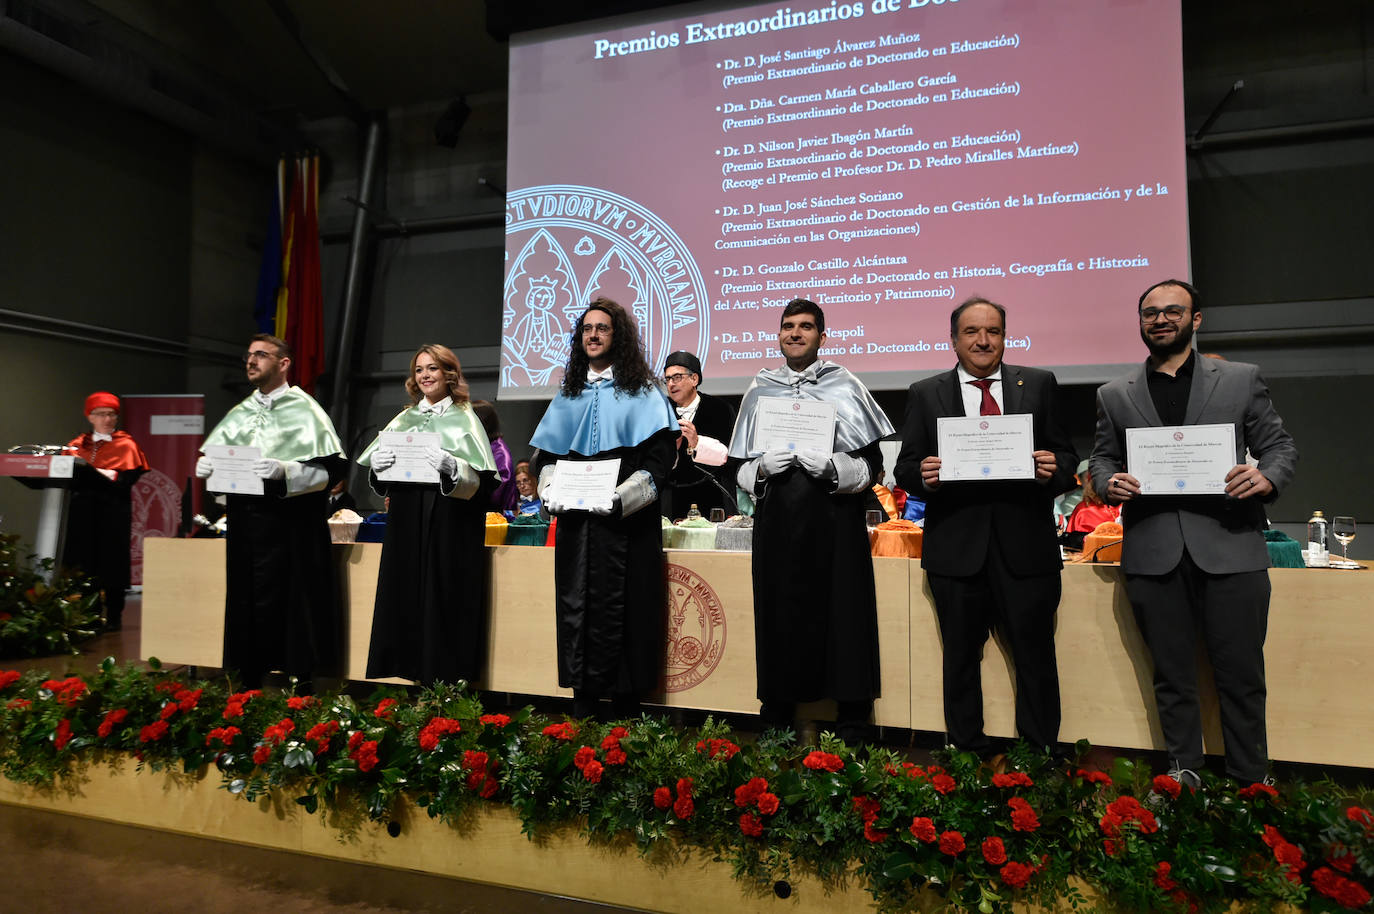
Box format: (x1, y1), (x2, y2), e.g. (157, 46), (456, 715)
(1127, 424), (1236, 495)
(204, 445), (263, 495)
(937, 414), (1035, 481)
(751, 397), (836, 454)
(553, 458), (621, 512)
(375, 430), (441, 484)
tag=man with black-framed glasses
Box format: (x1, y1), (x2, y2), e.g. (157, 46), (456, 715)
(660, 350), (737, 520)
(1091, 279), (1298, 787)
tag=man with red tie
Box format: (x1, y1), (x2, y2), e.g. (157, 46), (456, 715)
(893, 298), (1078, 758)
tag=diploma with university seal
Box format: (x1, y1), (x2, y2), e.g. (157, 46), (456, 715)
(751, 397), (837, 454)
(937, 414), (1035, 481)
(375, 430), (441, 484)
(1127, 423), (1236, 495)
(553, 457), (621, 511)
(204, 444), (264, 495)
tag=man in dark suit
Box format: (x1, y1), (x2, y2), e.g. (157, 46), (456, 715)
(894, 298), (1077, 756)
(660, 351), (737, 520)
(1091, 279), (1297, 786)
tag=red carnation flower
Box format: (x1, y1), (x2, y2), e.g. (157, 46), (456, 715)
(1103, 838), (1124, 857)
(1151, 774), (1182, 799)
(864, 822), (889, 843)
(802, 750), (844, 773)
(676, 777), (694, 798)
(653, 786), (672, 810)
(97, 708), (129, 739)
(262, 718), (295, 746)
(418, 717), (462, 752)
(304, 720), (339, 753)
(982, 836), (1007, 865)
(931, 773), (957, 795)
(1313, 866), (1373, 909)
(1327, 845), (1356, 874)
(1347, 806), (1374, 829)
(286, 695), (316, 710)
(53, 718), (72, 750)
(698, 737), (740, 759)
(350, 739), (380, 772)
(253, 743), (272, 765)
(175, 688), (202, 712)
(542, 721), (578, 741)
(582, 760), (603, 783)
(7, 698), (31, 709)
(479, 713), (511, 728)
(373, 698), (398, 719)
(735, 777), (768, 808)
(605, 748), (627, 766)
(740, 812), (764, 837)
(757, 792), (780, 816)
(673, 795), (694, 819)
(1238, 782), (1279, 801)
(139, 720), (169, 743)
(347, 730), (365, 751)
(0, 670), (20, 691)
(1076, 768), (1112, 786)
(938, 831), (965, 856)
(910, 817), (937, 843)
(478, 774), (499, 799)
(1000, 861), (1034, 889)
(1154, 860), (1178, 891)
(992, 772), (1033, 788)
(573, 746), (597, 770)
(206, 725), (243, 748)
(159, 703), (178, 721)
(42, 676), (87, 707)
(1010, 796), (1041, 832)
(463, 750), (489, 772)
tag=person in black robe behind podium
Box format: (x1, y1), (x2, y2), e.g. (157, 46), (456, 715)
(530, 298), (678, 721)
(63, 392), (150, 631)
(728, 299), (895, 743)
(659, 351), (737, 520)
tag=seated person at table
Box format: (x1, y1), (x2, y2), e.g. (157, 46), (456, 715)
(63, 391), (150, 631)
(1065, 467), (1120, 534)
(357, 344), (497, 686)
(513, 464), (542, 516)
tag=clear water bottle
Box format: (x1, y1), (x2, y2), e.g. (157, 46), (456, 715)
(686, 503), (701, 520)
(1307, 510), (1329, 567)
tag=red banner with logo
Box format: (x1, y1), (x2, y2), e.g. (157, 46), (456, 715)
(120, 395), (205, 585)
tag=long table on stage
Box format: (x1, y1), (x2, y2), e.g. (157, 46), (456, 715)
(142, 539), (1374, 769)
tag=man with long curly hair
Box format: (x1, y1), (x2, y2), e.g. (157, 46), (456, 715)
(530, 298), (679, 720)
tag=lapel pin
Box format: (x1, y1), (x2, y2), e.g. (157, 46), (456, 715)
(1017, 379), (1024, 386)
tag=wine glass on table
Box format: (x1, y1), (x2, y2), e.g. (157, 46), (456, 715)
(1333, 516), (1356, 564)
(708, 508), (725, 524)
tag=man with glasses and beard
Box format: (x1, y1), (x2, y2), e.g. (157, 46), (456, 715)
(659, 351), (736, 520)
(1090, 279), (1297, 788)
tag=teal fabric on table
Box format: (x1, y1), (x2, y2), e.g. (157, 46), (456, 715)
(1264, 529), (1304, 568)
(505, 514), (549, 546)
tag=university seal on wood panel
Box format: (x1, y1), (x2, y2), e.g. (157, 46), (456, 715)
(664, 562), (726, 693)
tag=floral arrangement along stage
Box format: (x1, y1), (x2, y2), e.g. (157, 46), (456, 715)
(1, 660), (1372, 913)
(0, 535), (102, 658)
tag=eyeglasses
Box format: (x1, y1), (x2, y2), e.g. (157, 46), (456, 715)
(1139, 305), (1188, 323)
(244, 350), (278, 362)
(662, 372), (693, 384)
(580, 323), (612, 335)
(89, 409), (118, 418)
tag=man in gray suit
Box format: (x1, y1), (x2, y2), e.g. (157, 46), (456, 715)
(1091, 279), (1297, 787)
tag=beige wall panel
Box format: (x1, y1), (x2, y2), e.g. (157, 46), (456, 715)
(141, 538), (226, 668)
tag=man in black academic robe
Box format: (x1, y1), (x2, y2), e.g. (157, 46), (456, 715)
(729, 299), (895, 742)
(660, 350), (737, 520)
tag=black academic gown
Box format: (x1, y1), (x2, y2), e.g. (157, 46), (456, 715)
(662, 392), (737, 520)
(536, 430), (677, 696)
(222, 454), (346, 685)
(365, 477), (489, 684)
(751, 441), (883, 704)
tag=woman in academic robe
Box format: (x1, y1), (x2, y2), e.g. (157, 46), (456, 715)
(357, 345), (497, 685)
(63, 391), (150, 630)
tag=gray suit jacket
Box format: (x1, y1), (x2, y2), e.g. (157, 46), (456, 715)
(1090, 356), (1298, 575)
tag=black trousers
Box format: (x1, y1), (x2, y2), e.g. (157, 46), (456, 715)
(927, 536), (1062, 754)
(1125, 549), (1270, 782)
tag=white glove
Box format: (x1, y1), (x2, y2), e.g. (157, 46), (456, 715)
(252, 458), (286, 480)
(195, 456), (214, 479)
(538, 465), (562, 514)
(590, 494), (621, 517)
(371, 448), (397, 471)
(795, 449), (835, 480)
(425, 445), (458, 478)
(757, 449), (796, 478)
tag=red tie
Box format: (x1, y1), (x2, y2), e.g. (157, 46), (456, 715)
(970, 378), (1000, 416)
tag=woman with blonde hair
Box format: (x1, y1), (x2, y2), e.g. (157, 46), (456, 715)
(358, 344), (496, 684)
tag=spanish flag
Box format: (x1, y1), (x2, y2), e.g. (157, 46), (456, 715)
(254, 155), (326, 394)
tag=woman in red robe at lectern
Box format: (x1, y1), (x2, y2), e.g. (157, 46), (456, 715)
(63, 391), (150, 630)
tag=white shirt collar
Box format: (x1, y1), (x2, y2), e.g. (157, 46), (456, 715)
(783, 361), (820, 385)
(675, 393), (701, 420)
(587, 364), (615, 383)
(92, 432), (113, 442)
(253, 382), (290, 408)
(418, 396), (451, 415)
(956, 364), (1003, 385)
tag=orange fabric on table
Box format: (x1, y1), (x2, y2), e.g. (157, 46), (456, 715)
(870, 518), (922, 558)
(1082, 520), (1124, 563)
(872, 484), (898, 520)
(484, 512), (508, 546)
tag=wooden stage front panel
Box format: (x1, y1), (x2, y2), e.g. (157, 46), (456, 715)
(141, 539), (1374, 767)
